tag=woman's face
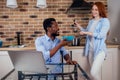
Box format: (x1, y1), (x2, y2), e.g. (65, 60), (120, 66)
(91, 5), (100, 18)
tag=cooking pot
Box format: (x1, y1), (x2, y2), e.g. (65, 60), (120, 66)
(71, 36), (86, 46)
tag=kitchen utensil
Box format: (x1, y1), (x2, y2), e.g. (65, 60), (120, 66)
(62, 36), (75, 41)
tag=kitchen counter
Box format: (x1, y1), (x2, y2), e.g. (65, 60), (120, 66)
(0, 45), (119, 51)
(0, 47), (36, 51)
(66, 44), (120, 49)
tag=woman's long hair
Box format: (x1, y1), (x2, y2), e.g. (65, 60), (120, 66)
(92, 2), (107, 18)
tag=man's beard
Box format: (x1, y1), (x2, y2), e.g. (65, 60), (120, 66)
(51, 33), (59, 37)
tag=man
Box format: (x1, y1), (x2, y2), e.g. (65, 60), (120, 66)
(35, 18), (76, 73)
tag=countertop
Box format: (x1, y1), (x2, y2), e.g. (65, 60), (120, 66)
(0, 45), (120, 51)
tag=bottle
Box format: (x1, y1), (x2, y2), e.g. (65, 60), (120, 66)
(0, 40), (3, 47)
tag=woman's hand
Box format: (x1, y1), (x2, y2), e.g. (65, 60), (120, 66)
(79, 31), (85, 35)
(74, 21), (81, 29)
(79, 31), (93, 36)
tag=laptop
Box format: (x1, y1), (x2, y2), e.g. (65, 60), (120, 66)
(8, 50), (47, 73)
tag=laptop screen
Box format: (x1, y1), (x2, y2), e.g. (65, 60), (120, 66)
(8, 50), (47, 73)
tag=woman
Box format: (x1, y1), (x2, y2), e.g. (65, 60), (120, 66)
(75, 2), (110, 80)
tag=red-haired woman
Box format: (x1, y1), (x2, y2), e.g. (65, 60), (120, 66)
(75, 2), (110, 80)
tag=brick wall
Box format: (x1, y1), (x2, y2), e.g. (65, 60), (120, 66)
(0, 0), (107, 47)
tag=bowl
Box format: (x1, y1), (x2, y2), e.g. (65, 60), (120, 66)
(62, 36), (75, 41)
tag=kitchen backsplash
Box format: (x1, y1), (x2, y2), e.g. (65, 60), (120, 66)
(0, 0), (107, 47)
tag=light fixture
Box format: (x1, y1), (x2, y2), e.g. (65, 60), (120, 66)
(6, 0), (18, 8)
(36, 0), (47, 8)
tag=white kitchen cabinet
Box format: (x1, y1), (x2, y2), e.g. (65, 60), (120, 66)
(0, 51), (14, 80)
(67, 48), (91, 80)
(102, 48), (120, 80)
(1, 46), (119, 80)
(67, 47), (120, 80)
(101, 48), (113, 80)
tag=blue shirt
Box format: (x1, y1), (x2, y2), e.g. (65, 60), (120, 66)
(35, 34), (68, 73)
(81, 18), (110, 60)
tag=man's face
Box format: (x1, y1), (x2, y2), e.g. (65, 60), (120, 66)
(50, 21), (60, 37)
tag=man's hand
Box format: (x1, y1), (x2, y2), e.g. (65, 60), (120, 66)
(66, 59), (77, 65)
(59, 39), (69, 46)
(64, 54), (77, 65)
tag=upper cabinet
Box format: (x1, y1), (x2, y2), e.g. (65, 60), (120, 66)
(107, 0), (120, 44)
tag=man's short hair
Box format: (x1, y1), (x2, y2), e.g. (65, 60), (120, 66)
(43, 18), (56, 33)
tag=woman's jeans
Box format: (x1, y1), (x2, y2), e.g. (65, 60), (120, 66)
(88, 50), (105, 80)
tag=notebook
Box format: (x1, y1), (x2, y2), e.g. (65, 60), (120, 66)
(8, 50), (47, 73)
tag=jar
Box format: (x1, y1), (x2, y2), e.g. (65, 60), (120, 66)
(72, 37), (80, 46)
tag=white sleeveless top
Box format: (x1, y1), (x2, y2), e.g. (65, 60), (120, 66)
(89, 19), (100, 51)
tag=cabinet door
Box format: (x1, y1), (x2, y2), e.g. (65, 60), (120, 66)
(112, 48), (120, 80)
(70, 49), (88, 71)
(69, 49), (102, 80)
(101, 48), (120, 80)
(0, 51), (14, 79)
(67, 47), (120, 80)
(102, 49), (115, 80)
(119, 48), (120, 80)
(69, 49), (90, 80)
